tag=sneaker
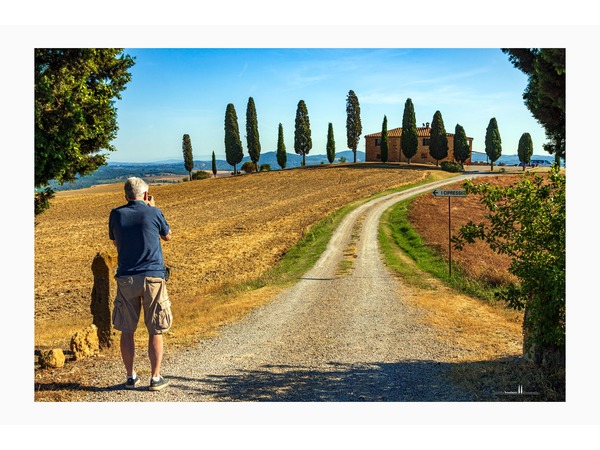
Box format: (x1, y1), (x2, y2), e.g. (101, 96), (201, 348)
(125, 376), (140, 389)
(149, 376), (169, 391)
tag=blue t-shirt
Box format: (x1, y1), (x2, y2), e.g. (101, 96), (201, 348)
(109, 200), (171, 278)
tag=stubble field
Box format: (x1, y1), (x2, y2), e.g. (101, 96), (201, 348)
(34, 164), (433, 349)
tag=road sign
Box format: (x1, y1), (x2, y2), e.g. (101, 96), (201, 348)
(432, 189), (467, 197)
(432, 187), (467, 277)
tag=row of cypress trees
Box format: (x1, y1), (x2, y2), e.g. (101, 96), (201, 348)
(191, 95), (536, 176)
(223, 91), (362, 173)
(378, 98), (534, 171)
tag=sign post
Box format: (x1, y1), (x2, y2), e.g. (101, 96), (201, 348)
(432, 189), (467, 276)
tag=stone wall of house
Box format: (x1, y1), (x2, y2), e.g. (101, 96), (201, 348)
(365, 133), (472, 164)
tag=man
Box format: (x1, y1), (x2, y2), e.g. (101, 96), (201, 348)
(109, 177), (173, 391)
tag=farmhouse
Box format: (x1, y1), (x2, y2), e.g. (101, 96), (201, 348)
(364, 122), (473, 164)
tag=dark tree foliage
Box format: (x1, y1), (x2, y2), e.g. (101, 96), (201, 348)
(518, 132), (534, 171)
(34, 188), (55, 217)
(485, 117), (502, 171)
(326, 122), (336, 164)
(276, 123), (287, 170)
(246, 97), (261, 172)
(294, 100), (312, 166)
(453, 124), (471, 164)
(401, 98), (418, 164)
(224, 103), (244, 174)
(346, 90), (362, 163)
(502, 48), (565, 163)
(429, 110), (448, 166)
(182, 133), (194, 180)
(35, 48), (135, 215)
(380, 115), (389, 163)
(212, 151), (217, 177)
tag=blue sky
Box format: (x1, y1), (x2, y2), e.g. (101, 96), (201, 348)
(110, 48), (548, 163)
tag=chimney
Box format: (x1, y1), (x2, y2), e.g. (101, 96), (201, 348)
(426, 122), (430, 129)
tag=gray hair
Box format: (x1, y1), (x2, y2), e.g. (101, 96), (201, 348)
(124, 177), (148, 200)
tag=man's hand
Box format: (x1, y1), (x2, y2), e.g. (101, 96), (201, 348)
(146, 194), (156, 207)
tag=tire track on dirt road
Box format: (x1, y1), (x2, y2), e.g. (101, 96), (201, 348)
(80, 174), (485, 402)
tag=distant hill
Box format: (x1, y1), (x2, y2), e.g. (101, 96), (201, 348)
(470, 151), (562, 166)
(49, 151), (365, 191)
(194, 150), (364, 172)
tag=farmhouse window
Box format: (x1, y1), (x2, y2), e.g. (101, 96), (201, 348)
(421, 153), (428, 159)
(376, 153), (381, 159)
(423, 138), (430, 146)
(375, 138), (381, 146)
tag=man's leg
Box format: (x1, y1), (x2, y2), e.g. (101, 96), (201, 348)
(120, 332), (136, 377)
(148, 333), (163, 378)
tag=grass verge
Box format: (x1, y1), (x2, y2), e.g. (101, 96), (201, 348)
(380, 197), (505, 302)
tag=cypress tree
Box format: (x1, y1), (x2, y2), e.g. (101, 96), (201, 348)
(485, 117), (502, 171)
(294, 100), (312, 166)
(453, 124), (471, 164)
(326, 122), (336, 164)
(401, 98), (418, 164)
(429, 110), (448, 166)
(211, 150), (217, 177)
(246, 97), (261, 172)
(346, 90), (362, 163)
(276, 123), (287, 169)
(182, 133), (194, 180)
(224, 103), (244, 174)
(380, 115), (389, 163)
(518, 132), (534, 171)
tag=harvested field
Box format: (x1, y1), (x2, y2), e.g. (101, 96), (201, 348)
(34, 164), (432, 349)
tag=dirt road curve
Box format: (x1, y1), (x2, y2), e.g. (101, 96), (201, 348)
(79, 175), (484, 402)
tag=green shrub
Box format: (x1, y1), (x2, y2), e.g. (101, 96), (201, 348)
(441, 161), (464, 173)
(241, 161), (256, 173)
(191, 170), (210, 180)
(259, 164), (272, 172)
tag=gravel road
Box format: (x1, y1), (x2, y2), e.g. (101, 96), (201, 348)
(79, 175), (483, 402)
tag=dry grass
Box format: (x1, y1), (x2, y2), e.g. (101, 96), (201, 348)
(34, 164), (428, 350)
(408, 175), (521, 286)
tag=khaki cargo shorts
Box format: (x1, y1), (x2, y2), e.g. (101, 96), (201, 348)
(112, 275), (173, 335)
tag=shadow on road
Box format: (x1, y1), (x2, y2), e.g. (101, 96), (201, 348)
(34, 356), (563, 401)
(171, 360), (476, 402)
